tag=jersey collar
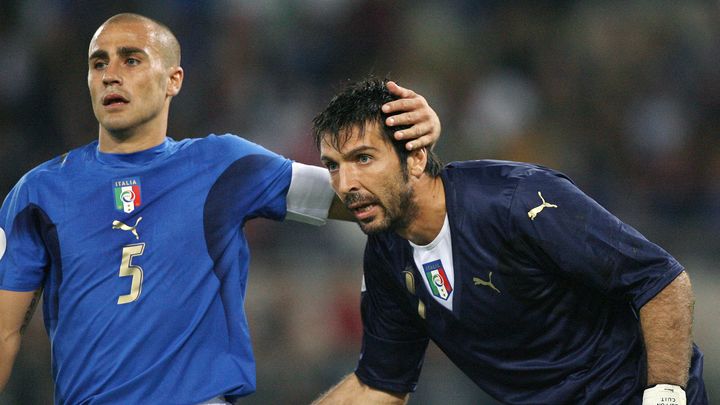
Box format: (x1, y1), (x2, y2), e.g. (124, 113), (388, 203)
(95, 138), (172, 167)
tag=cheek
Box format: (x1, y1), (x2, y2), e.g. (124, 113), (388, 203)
(87, 76), (99, 98)
(135, 78), (166, 108)
(379, 174), (406, 203)
(330, 177), (341, 193)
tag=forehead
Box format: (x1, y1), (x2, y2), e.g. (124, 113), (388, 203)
(320, 121), (392, 155)
(88, 20), (159, 56)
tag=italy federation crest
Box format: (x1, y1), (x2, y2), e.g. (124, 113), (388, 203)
(423, 260), (452, 300)
(113, 178), (142, 213)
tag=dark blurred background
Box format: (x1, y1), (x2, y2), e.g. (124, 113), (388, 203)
(0, 1), (718, 404)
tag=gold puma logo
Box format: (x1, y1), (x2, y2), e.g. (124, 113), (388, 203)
(473, 272), (500, 294)
(112, 217), (143, 240)
(527, 191), (557, 220)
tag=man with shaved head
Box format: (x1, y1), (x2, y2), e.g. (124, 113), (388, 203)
(100, 13), (182, 65)
(0, 13), (442, 404)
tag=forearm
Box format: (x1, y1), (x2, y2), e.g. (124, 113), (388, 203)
(312, 373), (409, 405)
(639, 271), (694, 387)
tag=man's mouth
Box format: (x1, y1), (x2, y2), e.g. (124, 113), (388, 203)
(355, 204), (374, 212)
(347, 200), (379, 221)
(102, 93), (129, 106)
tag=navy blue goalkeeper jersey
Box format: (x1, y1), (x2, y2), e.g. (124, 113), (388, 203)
(357, 160), (707, 404)
(0, 135), (292, 404)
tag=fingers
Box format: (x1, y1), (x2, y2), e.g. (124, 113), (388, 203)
(397, 124), (435, 151)
(382, 81), (442, 151)
(385, 80), (416, 99)
(387, 109), (441, 150)
(385, 109), (428, 128)
(382, 93), (425, 115)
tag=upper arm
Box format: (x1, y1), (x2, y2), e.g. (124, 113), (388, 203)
(639, 270), (693, 313)
(0, 289), (40, 338)
(1, 180), (51, 292)
(203, 135), (294, 226)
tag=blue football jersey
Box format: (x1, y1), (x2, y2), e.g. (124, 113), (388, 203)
(357, 160), (707, 404)
(0, 135), (292, 404)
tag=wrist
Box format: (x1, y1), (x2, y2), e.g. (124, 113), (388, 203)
(643, 384), (686, 405)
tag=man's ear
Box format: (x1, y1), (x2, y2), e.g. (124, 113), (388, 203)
(167, 66), (184, 97)
(407, 147), (428, 178)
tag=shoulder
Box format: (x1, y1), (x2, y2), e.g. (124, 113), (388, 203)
(193, 134), (282, 157)
(176, 134), (291, 173)
(442, 160), (571, 208)
(441, 160), (579, 235)
(1, 143), (94, 213)
(14, 142), (98, 190)
(444, 160), (575, 206)
(444, 159), (571, 185)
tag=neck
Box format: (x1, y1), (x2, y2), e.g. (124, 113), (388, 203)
(397, 175), (446, 245)
(99, 130), (166, 153)
(97, 108), (169, 154)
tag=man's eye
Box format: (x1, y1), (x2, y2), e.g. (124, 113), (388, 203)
(93, 61), (107, 69)
(358, 155), (372, 164)
(325, 162), (338, 172)
(127, 58), (140, 66)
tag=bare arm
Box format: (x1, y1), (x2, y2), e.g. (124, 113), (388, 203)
(639, 271), (694, 387)
(0, 289), (41, 391)
(312, 373), (409, 405)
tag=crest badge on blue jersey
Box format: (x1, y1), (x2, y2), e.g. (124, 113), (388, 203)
(113, 178), (142, 213)
(423, 259), (452, 300)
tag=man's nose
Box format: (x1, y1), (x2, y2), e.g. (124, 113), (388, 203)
(102, 63), (122, 86)
(337, 165), (360, 195)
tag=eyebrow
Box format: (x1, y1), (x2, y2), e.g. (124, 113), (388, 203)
(321, 145), (378, 162)
(89, 47), (148, 60)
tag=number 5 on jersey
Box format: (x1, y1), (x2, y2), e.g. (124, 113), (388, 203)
(117, 243), (145, 304)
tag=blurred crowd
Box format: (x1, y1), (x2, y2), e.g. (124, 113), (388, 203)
(1, 1), (718, 404)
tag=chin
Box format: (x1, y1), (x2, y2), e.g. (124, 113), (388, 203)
(358, 218), (392, 235)
(101, 120), (137, 135)
(100, 119), (129, 131)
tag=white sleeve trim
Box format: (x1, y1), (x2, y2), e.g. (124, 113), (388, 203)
(285, 162), (335, 226)
(0, 227), (6, 261)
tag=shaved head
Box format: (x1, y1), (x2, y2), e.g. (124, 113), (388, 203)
(94, 13), (181, 67)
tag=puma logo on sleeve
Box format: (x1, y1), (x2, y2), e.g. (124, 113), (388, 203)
(527, 191), (558, 220)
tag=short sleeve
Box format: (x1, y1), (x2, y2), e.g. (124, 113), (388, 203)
(0, 179), (50, 291)
(355, 241), (429, 393)
(508, 170), (684, 310)
(205, 135), (293, 223)
(284, 163), (334, 226)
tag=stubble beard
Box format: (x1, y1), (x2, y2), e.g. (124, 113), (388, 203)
(355, 177), (418, 236)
